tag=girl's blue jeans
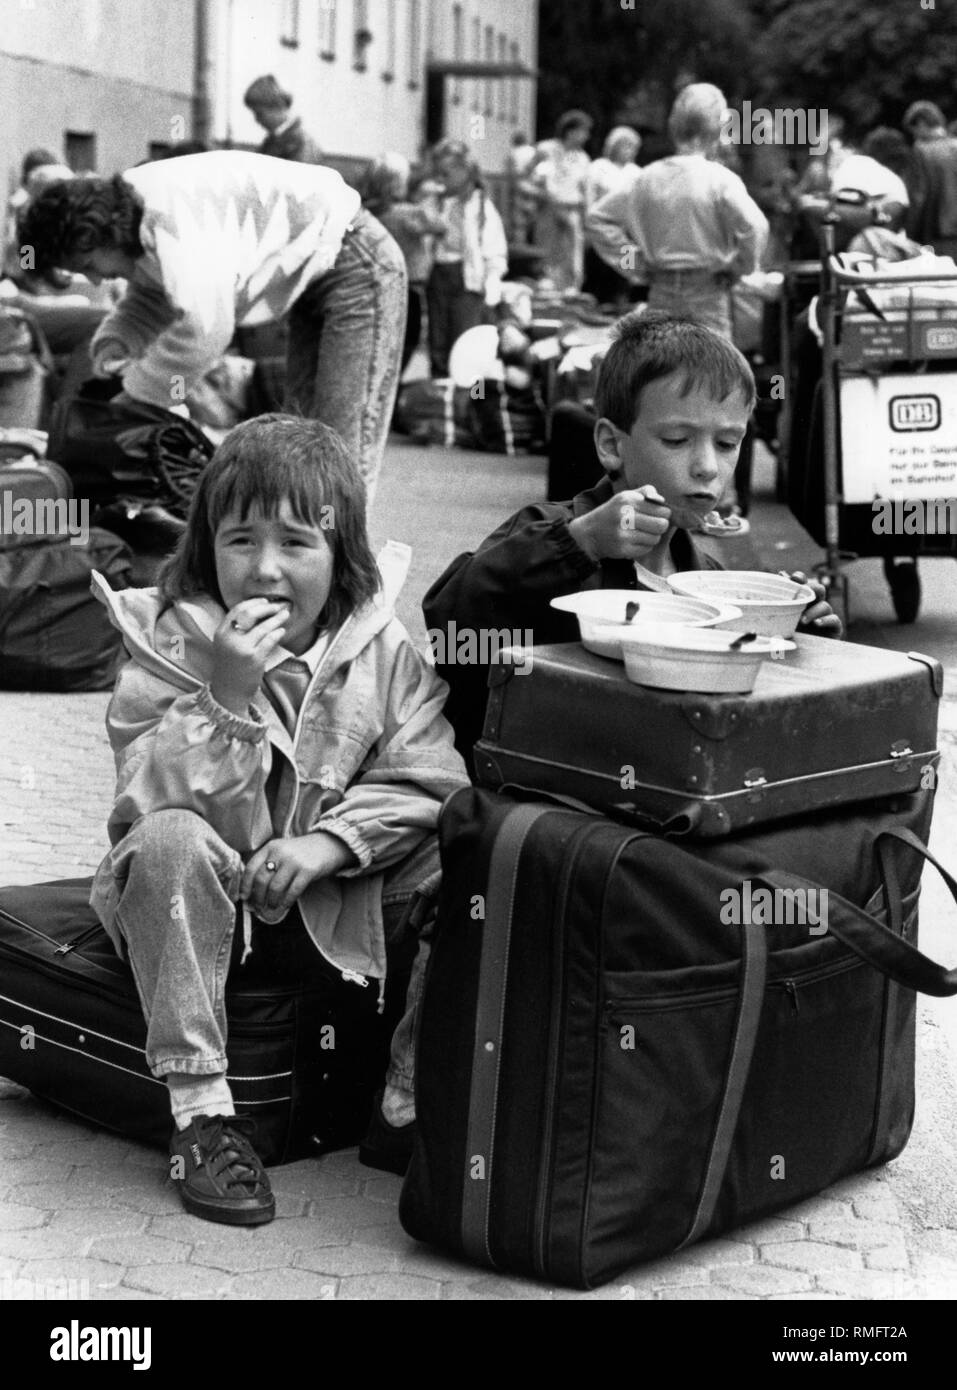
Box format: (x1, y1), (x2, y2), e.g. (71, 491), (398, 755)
(285, 207), (408, 506)
(99, 809), (437, 1112)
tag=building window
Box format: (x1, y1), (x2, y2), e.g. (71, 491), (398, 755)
(471, 15), (480, 113)
(407, 0), (421, 89)
(280, 0), (300, 47)
(484, 25), (493, 119)
(353, 0), (371, 71)
(510, 41), (520, 123)
(497, 33), (507, 119)
(318, 0), (336, 60)
(451, 3), (463, 106)
(65, 131), (96, 172)
(382, 0), (396, 81)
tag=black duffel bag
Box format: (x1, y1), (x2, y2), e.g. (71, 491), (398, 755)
(47, 379), (215, 523)
(400, 784), (957, 1288)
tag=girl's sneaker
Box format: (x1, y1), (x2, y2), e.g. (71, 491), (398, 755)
(169, 1114), (275, 1225)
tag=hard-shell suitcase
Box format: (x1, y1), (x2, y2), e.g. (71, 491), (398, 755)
(399, 786), (957, 1288)
(474, 634), (942, 838)
(0, 878), (411, 1166)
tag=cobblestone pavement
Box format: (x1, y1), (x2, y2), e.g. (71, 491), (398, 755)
(1, 440), (956, 1302)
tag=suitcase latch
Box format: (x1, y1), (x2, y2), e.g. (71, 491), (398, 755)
(743, 767), (767, 789)
(889, 739), (914, 773)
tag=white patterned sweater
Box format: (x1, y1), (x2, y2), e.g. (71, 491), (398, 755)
(90, 151), (361, 408)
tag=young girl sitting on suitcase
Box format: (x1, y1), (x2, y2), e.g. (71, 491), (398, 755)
(89, 414), (468, 1225)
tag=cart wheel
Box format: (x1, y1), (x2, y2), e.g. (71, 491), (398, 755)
(882, 557), (921, 624)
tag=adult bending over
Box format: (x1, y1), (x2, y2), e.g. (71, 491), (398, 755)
(18, 150), (407, 502)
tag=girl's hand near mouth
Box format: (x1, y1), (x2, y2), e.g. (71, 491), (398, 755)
(210, 598), (291, 713)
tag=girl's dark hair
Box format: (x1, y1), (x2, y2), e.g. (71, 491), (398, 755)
(595, 311), (756, 429)
(157, 415), (381, 632)
(16, 173), (143, 277)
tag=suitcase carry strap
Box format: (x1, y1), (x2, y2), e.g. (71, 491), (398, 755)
(461, 801), (552, 1267)
(759, 830), (957, 997)
(679, 915), (768, 1249)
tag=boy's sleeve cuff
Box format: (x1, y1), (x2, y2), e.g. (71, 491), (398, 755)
(557, 519), (602, 575)
(195, 685), (265, 743)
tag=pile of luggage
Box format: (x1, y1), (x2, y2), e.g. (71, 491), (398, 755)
(398, 633), (956, 1288)
(0, 383), (215, 692)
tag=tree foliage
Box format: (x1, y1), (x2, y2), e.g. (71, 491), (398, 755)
(537, 0), (957, 146)
(536, 0), (754, 143)
(752, 0), (957, 132)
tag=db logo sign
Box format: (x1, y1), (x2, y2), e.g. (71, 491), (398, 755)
(927, 326), (957, 352)
(889, 395), (940, 431)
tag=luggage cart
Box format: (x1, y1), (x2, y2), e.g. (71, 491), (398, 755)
(812, 225), (957, 624)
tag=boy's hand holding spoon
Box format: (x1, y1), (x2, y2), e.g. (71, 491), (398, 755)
(569, 484), (672, 562)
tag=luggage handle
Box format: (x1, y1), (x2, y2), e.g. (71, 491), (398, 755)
(683, 826), (951, 1248)
(755, 828), (957, 997)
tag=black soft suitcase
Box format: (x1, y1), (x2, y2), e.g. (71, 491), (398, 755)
(399, 786), (957, 1288)
(474, 635), (942, 837)
(0, 878), (412, 1166)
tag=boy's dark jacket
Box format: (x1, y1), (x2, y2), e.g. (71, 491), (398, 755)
(422, 477), (722, 772)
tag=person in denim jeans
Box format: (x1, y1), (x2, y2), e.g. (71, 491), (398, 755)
(18, 151), (407, 502)
(88, 417), (468, 1224)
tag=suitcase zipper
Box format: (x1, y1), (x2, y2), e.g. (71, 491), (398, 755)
(0, 910), (328, 1041)
(0, 906), (92, 958)
(605, 954), (863, 1019)
(54, 924), (104, 955)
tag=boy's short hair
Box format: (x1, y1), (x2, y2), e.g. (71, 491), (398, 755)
(243, 74), (292, 110)
(158, 415), (380, 632)
(16, 174), (143, 279)
(668, 83), (727, 146)
(594, 311), (756, 431)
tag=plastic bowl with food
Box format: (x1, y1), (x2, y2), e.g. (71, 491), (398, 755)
(620, 624), (795, 693)
(665, 570), (815, 638)
(550, 589), (744, 660)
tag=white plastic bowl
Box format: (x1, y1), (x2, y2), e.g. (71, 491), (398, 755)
(620, 624), (795, 693)
(550, 589), (744, 660)
(665, 570), (815, 637)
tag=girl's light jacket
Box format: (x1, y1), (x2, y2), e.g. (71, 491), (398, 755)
(88, 542), (469, 984)
(430, 187), (509, 306)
